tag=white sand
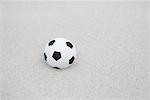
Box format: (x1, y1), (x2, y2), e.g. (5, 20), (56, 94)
(0, 2), (149, 100)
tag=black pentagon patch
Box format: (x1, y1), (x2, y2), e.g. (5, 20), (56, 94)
(52, 51), (61, 61)
(53, 67), (60, 69)
(48, 40), (55, 46)
(66, 42), (73, 49)
(44, 53), (47, 61)
(69, 56), (75, 64)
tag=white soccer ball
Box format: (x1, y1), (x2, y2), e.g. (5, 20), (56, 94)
(44, 38), (77, 69)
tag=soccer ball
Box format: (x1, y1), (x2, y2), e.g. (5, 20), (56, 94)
(44, 38), (77, 69)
